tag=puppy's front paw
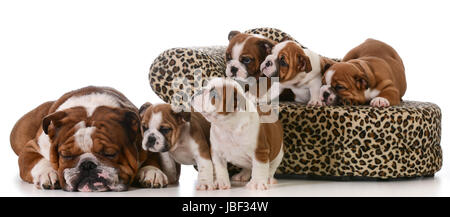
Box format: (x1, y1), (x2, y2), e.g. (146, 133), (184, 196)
(307, 99), (325, 107)
(137, 166), (168, 188)
(231, 169), (251, 182)
(214, 177), (231, 190)
(32, 161), (60, 190)
(196, 180), (215, 191)
(246, 179), (269, 190)
(370, 97), (390, 107)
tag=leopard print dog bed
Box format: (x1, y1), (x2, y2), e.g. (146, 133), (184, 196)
(148, 28), (442, 180)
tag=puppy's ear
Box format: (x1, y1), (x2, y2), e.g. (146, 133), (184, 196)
(257, 39), (276, 57)
(320, 58), (336, 75)
(42, 111), (67, 135)
(298, 53), (312, 73)
(176, 111), (191, 123)
(354, 74), (369, 90)
(139, 102), (152, 117)
(120, 109), (141, 143)
(228, 30), (241, 41)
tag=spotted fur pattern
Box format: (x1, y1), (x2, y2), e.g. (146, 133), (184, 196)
(148, 28), (442, 179)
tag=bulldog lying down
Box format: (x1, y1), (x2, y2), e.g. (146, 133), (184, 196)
(320, 39), (406, 107)
(10, 86), (165, 191)
(191, 78), (284, 190)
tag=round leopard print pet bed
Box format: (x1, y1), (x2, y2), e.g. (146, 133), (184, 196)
(148, 28), (442, 180)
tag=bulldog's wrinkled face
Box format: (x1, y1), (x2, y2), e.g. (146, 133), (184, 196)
(139, 103), (187, 153)
(191, 78), (248, 123)
(225, 31), (275, 80)
(320, 62), (369, 105)
(261, 41), (312, 82)
(42, 106), (140, 192)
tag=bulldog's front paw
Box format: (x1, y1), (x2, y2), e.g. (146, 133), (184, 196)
(196, 180), (215, 191)
(370, 97), (390, 107)
(214, 177), (231, 190)
(137, 166), (168, 188)
(32, 162), (60, 190)
(307, 99), (325, 107)
(231, 169), (251, 182)
(246, 179), (269, 190)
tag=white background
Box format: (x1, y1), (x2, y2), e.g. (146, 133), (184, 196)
(0, 0), (449, 196)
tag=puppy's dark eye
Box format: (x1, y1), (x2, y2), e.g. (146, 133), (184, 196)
(240, 56), (251, 64)
(334, 84), (347, 91)
(159, 126), (171, 134)
(142, 125), (148, 132)
(279, 56), (288, 67)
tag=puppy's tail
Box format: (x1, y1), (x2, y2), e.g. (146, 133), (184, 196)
(10, 101), (54, 156)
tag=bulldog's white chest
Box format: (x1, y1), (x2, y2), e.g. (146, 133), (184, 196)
(210, 122), (258, 169)
(169, 130), (197, 165)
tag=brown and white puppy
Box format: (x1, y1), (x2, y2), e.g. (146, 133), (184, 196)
(260, 40), (337, 106)
(191, 78), (284, 190)
(320, 39), (406, 107)
(225, 31), (276, 80)
(10, 86), (165, 191)
(139, 103), (215, 190)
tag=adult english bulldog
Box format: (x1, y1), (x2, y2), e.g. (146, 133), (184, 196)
(10, 86), (165, 191)
(320, 39), (406, 107)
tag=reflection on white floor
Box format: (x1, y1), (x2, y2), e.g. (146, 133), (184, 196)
(2, 165), (449, 197)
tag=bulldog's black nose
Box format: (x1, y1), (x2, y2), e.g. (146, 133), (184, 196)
(265, 61), (272, 67)
(80, 161), (97, 171)
(230, 66), (238, 76)
(146, 136), (156, 147)
(323, 91), (330, 101)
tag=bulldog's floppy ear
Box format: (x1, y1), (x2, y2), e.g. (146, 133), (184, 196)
(228, 30), (240, 41)
(257, 39), (276, 57)
(297, 53), (312, 73)
(354, 74), (369, 90)
(174, 110), (191, 123)
(120, 109), (141, 142)
(139, 102), (152, 117)
(42, 111), (67, 135)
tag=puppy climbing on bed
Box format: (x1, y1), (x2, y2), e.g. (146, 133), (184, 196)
(139, 103), (215, 190)
(191, 78), (284, 190)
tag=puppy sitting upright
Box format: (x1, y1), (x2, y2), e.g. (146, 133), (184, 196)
(260, 39), (338, 106)
(191, 78), (284, 190)
(10, 86), (165, 191)
(139, 103), (215, 190)
(320, 39), (406, 107)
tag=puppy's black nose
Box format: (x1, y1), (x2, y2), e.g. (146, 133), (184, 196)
(265, 61), (272, 67)
(146, 136), (156, 148)
(80, 161), (97, 171)
(323, 91), (330, 101)
(230, 66), (238, 75)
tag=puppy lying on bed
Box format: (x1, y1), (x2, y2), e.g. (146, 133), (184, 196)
(320, 39), (406, 107)
(191, 78), (284, 190)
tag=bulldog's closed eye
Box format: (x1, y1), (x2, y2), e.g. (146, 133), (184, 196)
(60, 151), (78, 160)
(101, 149), (118, 159)
(142, 125), (148, 132)
(279, 56), (288, 67)
(159, 126), (171, 134)
(334, 84), (347, 91)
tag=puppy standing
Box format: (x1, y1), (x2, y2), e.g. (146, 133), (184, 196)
(260, 40), (337, 106)
(191, 78), (284, 190)
(10, 86), (166, 191)
(139, 103), (215, 190)
(320, 39), (406, 107)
